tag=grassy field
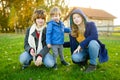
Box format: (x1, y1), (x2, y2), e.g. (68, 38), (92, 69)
(0, 33), (120, 80)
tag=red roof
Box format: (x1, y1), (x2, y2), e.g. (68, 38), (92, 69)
(64, 7), (116, 21)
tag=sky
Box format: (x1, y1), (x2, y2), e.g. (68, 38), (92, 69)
(68, 0), (120, 25)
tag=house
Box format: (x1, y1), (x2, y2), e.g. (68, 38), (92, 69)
(63, 7), (116, 32)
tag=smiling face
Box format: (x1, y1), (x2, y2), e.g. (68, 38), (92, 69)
(32, 9), (46, 27)
(72, 13), (83, 26)
(51, 14), (60, 23)
(36, 18), (45, 27)
(50, 7), (61, 23)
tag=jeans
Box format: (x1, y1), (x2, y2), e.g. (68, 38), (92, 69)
(19, 52), (55, 68)
(72, 40), (100, 65)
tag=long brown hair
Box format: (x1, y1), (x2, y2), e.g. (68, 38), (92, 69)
(71, 14), (85, 37)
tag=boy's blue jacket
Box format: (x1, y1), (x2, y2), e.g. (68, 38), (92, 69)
(46, 20), (70, 45)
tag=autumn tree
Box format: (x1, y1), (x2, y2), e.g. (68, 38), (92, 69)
(0, 0), (10, 32)
(0, 0), (69, 32)
(45, 0), (69, 20)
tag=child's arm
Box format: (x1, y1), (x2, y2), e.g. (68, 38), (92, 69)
(46, 23), (52, 46)
(24, 28), (35, 53)
(37, 46), (50, 58)
(64, 27), (71, 33)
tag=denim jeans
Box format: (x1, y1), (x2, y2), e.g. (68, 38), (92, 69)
(19, 52), (55, 68)
(72, 40), (100, 65)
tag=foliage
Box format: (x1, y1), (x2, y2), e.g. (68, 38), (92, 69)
(0, 34), (120, 80)
(0, 0), (9, 31)
(8, 6), (18, 29)
(45, 0), (69, 20)
(0, 0), (69, 32)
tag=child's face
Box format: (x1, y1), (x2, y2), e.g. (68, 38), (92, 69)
(52, 14), (60, 22)
(72, 14), (83, 26)
(36, 18), (45, 27)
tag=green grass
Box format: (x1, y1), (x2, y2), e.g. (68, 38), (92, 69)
(0, 33), (120, 80)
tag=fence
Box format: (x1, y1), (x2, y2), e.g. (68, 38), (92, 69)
(97, 25), (120, 35)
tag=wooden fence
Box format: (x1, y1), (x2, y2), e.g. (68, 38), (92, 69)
(97, 25), (120, 35)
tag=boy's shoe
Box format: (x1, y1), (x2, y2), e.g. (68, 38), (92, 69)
(61, 60), (70, 66)
(53, 63), (58, 70)
(84, 64), (96, 73)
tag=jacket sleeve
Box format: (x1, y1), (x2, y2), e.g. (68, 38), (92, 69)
(64, 27), (71, 33)
(37, 46), (50, 58)
(80, 22), (98, 49)
(69, 35), (78, 54)
(46, 23), (52, 44)
(24, 28), (32, 53)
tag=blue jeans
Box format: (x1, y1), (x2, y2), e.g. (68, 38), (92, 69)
(72, 40), (100, 65)
(19, 52), (55, 68)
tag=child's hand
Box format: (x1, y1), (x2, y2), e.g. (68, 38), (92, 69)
(47, 44), (51, 48)
(73, 45), (82, 54)
(30, 48), (36, 56)
(35, 56), (42, 66)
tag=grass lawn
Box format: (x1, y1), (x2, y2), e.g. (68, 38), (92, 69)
(0, 33), (120, 80)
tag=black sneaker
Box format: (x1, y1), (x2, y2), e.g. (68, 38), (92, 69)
(53, 63), (58, 70)
(79, 60), (88, 66)
(84, 64), (96, 73)
(61, 61), (70, 66)
(22, 60), (31, 70)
